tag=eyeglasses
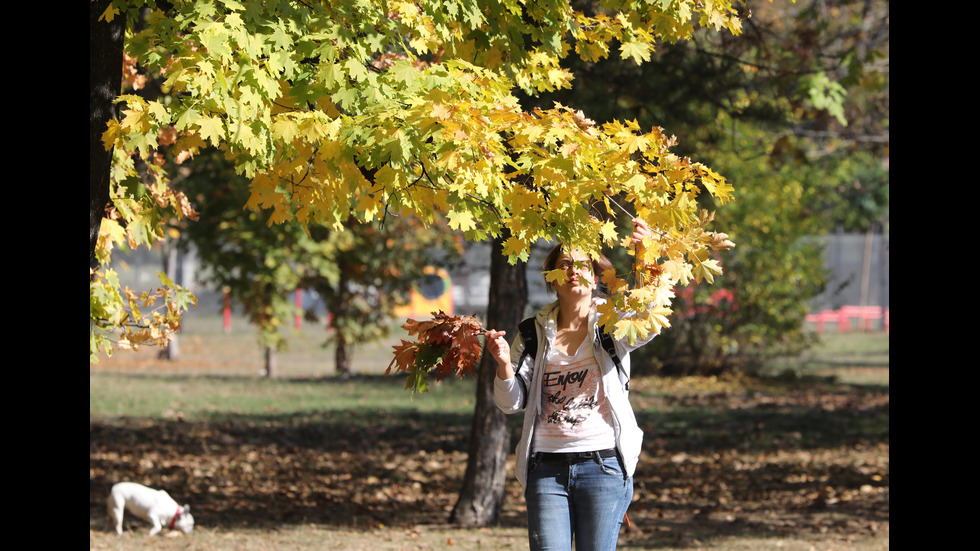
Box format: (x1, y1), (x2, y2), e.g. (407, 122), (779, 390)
(556, 259), (590, 272)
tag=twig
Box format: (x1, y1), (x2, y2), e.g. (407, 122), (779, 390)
(605, 193), (681, 245)
(604, 193), (634, 219)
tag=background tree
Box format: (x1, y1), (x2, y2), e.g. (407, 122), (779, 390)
(524, 0), (888, 374)
(176, 153), (462, 377)
(638, 125), (832, 374)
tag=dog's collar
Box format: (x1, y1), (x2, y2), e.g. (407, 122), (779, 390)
(169, 506), (182, 529)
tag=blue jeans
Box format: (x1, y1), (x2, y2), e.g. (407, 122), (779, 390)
(525, 452), (633, 551)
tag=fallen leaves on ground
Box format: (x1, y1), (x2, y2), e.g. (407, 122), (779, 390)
(90, 374), (887, 546)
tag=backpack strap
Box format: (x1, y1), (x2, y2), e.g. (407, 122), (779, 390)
(597, 325), (629, 391)
(515, 317), (537, 409)
(517, 317), (538, 365)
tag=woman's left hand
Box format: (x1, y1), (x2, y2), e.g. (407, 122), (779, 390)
(631, 218), (652, 247)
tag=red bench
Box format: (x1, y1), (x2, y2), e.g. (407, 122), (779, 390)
(805, 306), (888, 333)
(805, 309), (839, 333)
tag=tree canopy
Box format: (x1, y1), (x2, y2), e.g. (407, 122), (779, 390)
(91, 0), (756, 360)
(176, 151), (463, 375)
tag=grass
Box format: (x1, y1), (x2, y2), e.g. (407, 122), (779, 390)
(91, 314), (888, 550)
(759, 331), (890, 386)
(90, 370), (479, 421)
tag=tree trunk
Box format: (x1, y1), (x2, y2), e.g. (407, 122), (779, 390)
(335, 332), (352, 377)
(158, 243), (180, 360)
(264, 346), (277, 378)
(450, 234), (528, 526)
(334, 267), (353, 377)
(90, 0), (124, 272)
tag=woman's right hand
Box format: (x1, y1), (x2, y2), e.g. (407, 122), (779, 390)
(485, 329), (513, 379)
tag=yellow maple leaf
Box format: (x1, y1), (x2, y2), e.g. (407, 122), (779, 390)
(645, 305), (672, 334)
(447, 210), (477, 231)
(599, 220), (618, 244)
(271, 116), (299, 142)
(613, 318), (649, 346)
(95, 218), (126, 264)
(600, 268), (628, 295)
(661, 258), (693, 287)
(483, 45), (503, 69)
(693, 258), (723, 284)
(649, 278), (676, 307)
(431, 103), (453, 120)
(700, 170), (735, 204)
(268, 205), (293, 225)
(101, 119), (121, 151)
(543, 268), (570, 287)
(197, 115), (225, 146)
(120, 105), (151, 133)
(559, 141), (580, 158)
(99, 3), (120, 22)
(357, 194), (383, 222)
(503, 236), (530, 261)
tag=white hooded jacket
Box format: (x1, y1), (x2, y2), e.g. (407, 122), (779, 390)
(493, 299), (657, 488)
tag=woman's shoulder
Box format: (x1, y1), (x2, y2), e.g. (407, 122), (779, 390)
(534, 301), (560, 322)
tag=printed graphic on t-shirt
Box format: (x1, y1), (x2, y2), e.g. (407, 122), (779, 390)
(535, 351), (614, 445)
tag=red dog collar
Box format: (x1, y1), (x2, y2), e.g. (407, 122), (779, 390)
(169, 506), (182, 529)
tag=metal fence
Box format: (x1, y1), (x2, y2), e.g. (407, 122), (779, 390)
(811, 229), (889, 311)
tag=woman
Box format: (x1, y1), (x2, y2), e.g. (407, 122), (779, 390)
(486, 218), (657, 551)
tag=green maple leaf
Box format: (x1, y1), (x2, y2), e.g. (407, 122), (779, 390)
(344, 57), (370, 82)
(318, 62), (342, 90)
(147, 100), (170, 124)
(331, 87), (359, 112)
(390, 60), (420, 85)
(620, 40), (651, 64)
(175, 107), (200, 132)
(128, 131), (157, 159)
(269, 26), (292, 50)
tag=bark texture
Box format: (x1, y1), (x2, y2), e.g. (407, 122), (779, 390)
(450, 234), (528, 526)
(90, 0), (124, 272)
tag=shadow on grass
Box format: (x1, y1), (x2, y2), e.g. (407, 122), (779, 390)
(90, 374), (888, 546)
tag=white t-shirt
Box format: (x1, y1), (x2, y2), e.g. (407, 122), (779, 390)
(532, 338), (617, 453)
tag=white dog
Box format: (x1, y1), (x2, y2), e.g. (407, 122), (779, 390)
(107, 482), (194, 536)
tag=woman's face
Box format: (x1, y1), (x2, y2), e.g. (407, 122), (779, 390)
(553, 249), (595, 298)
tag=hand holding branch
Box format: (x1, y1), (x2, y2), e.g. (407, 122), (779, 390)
(484, 329), (513, 380)
(631, 218), (652, 248)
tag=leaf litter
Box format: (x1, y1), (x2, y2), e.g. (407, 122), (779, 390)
(91, 357), (887, 549)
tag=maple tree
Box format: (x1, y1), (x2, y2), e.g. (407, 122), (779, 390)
(91, 0), (749, 363)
